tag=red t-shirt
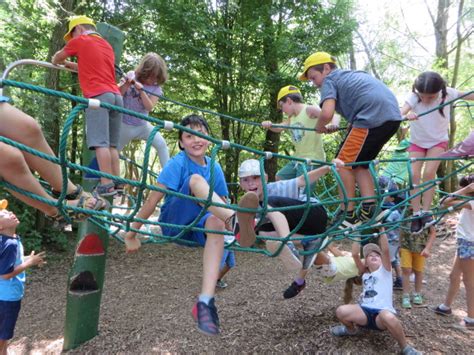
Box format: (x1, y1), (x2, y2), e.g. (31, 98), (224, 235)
(64, 35), (120, 98)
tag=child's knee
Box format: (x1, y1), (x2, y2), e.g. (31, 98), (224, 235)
(0, 144), (24, 167)
(205, 214), (225, 231)
(189, 174), (206, 188)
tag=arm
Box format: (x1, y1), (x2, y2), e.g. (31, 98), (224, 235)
(261, 120), (287, 133)
(295, 159), (344, 189)
(51, 49), (77, 70)
(351, 241), (365, 274)
(118, 79), (133, 96)
(315, 99), (336, 133)
(379, 231), (391, 271)
(266, 209), (291, 238)
(400, 102), (417, 120)
(459, 91), (474, 100)
(0, 251), (45, 280)
(133, 81), (160, 112)
(306, 105), (321, 119)
(328, 244), (344, 257)
(441, 182), (474, 210)
(421, 226), (436, 258)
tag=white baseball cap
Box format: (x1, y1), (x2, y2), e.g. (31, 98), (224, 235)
(238, 159), (262, 178)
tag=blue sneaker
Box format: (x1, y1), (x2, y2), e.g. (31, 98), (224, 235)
(192, 298), (220, 335)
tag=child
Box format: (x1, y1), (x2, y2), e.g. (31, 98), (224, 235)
(0, 98), (107, 224)
(380, 138), (411, 188)
(434, 174), (474, 330)
(238, 158), (342, 298)
(118, 53), (170, 168)
(299, 52), (403, 228)
(400, 71), (474, 233)
(52, 15), (123, 197)
(399, 223), (436, 309)
(216, 236), (236, 289)
(261, 85), (328, 182)
(124, 115), (258, 336)
(441, 130), (474, 158)
(330, 233), (421, 355)
(0, 200), (46, 355)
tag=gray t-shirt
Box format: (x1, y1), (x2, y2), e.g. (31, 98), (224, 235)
(320, 69), (402, 129)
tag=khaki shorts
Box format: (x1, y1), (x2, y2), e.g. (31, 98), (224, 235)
(400, 248), (425, 272)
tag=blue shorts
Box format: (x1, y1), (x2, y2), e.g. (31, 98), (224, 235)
(360, 306), (383, 331)
(220, 249), (236, 270)
(0, 95), (11, 103)
(457, 238), (474, 260)
(0, 300), (21, 340)
(160, 176), (212, 247)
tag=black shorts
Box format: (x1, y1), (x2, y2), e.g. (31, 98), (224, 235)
(257, 196), (327, 235)
(337, 120), (401, 169)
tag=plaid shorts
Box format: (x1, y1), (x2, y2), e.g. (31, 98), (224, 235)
(457, 238), (474, 260)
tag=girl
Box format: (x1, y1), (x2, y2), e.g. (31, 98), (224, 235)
(401, 71), (474, 234)
(118, 52), (170, 170)
(434, 174), (474, 330)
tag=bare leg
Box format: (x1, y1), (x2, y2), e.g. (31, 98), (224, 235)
(402, 267), (412, 295)
(409, 152), (425, 214)
(201, 215), (225, 297)
(460, 258), (474, 318)
(337, 168), (356, 211)
(335, 304), (368, 331)
(414, 270), (424, 294)
(376, 310), (408, 349)
(0, 339), (8, 355)
(420, 146), (444, 211)
(444, 256), (462, 307)
(95, 147), (114, 185)
(110, 147), (121, 177)
(354, 167), (375, 202)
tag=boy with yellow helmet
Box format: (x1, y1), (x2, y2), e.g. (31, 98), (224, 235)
(299, 52), (403, 228)
(52, 15), (123, 197)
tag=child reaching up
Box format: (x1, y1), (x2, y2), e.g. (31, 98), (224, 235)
(0, 200), (46, 355)
(124, 115), (258, 336)
(118, 53), (170, 169)
(330, 233), (421, 355)
(401, 71), (474, 233)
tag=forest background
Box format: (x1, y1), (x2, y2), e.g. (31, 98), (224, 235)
(0, 0), (472, 250)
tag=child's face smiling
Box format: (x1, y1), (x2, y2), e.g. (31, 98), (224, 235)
(179, 124), (210, 164)
(239, 175), (264, 198)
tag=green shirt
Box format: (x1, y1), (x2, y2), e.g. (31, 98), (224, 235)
(381, 151), (409, 185)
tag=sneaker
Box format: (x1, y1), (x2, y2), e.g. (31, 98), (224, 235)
(433, 305), (452, 316)
(330, 325), (358, 337)
(393, 277), (403, 290)
(420, 212), (435, 229)
(402, 344), (422, 355)
(216, 279), (228, 289)
(235, 192), (259, 247)
(192, 298), (220, 335)
(402, 295), (412, 309)
(412, 293), (423, 305)
(410, 216), (423, 234)
(283, 280), (306, 299)
(301, 238), (323, 270)
(332, 209), (359, 229)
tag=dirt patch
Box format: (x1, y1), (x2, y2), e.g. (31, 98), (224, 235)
(10, 225), (474, 354)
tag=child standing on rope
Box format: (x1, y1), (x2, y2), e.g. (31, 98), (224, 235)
(299, 52), (403, 229)
(434, 174), (474, 330)
(261, 85), (331, 183)
(238, 158), (342, 299)
(124, 115), (258, 336)
(0, 200), (46, 355)
(52, 15), (123, 197)
(0, 98), (108, 226)
(330, 233), (421, 355)
(401, 71), (474, 234)
(118, 53), (170, 168)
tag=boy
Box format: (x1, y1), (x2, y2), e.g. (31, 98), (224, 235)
(330, 233), (421, 355)
(238, 158), (342, 298)
(52, 15), (123, 197)
(0, 200), (46, 355)
(124, 115), (258, 336)
(261, 85), (329, 182)
(299, 52), (403, 228)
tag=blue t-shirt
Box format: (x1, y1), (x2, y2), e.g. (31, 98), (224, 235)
(0, 95), (11, 103)
(320, 69), (402, 129)
(158, 151), (228, 229)
(0, 234), (25, 301)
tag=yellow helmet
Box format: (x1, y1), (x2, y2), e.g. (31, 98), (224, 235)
(63, 15), (96, 42)
(0, 199), (8, 210)
(276, 85), (301, 107)
(298, 52), (336, 81)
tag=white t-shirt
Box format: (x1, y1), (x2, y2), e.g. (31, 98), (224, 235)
(359, 265), (396, 314)
(457, 200), (474, 242)
(406, 87), (460, 148)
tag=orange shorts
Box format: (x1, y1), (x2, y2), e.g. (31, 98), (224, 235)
(400, 248), (425, 272)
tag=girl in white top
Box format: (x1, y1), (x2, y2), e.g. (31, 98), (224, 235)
(435, 175), (474, 330)
(400, 71), (474, 234)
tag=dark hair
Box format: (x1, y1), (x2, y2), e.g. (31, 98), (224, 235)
(308, 61), (337, 73)
(459, 174), (474, 187)
(412, 71), (447, 117)
(178, 114), (210, 150)
(281, 93), (304, 104)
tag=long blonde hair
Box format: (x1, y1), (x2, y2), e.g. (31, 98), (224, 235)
(135, 52), (168, 86)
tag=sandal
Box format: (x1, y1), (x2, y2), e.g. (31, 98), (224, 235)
(51, 184), (83, 200)
(114, 182), (126, 196)
(94, 182), (117, 197)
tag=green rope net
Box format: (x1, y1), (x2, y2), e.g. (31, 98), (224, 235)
(1, 78), (473, 258)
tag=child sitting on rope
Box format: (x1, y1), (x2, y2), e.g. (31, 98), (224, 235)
(299, 52), (403, 229)
(237, 158), (343, 299)
(52, 15), (123, 197)
(124, 114), (258, 336)
(330, 233), (421, 355)
(0, 200), (46, 355)
(401, 71), (474, 234)
(0, 97), (108, 227)
(261, 85), (335, 184)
